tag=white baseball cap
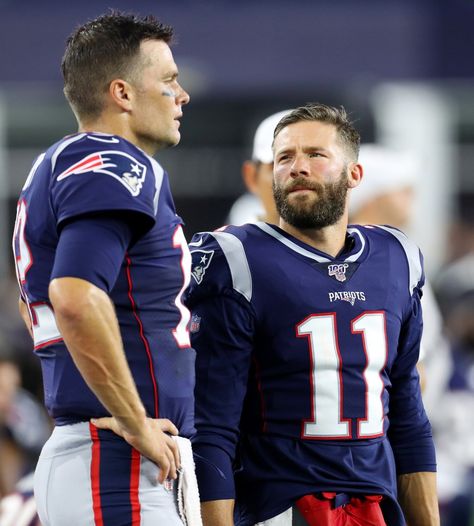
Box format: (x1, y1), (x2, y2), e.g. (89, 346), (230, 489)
(252, 110), (293, 164)
(350, 144), (420, 214)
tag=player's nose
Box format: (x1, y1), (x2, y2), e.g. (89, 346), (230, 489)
(290, 154), (310, 177)
(176, 82), (190, 106)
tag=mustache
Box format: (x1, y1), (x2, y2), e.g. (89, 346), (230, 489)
(282, 178), (323, 194)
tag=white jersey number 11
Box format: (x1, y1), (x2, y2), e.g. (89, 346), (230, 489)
(297, 312), (387, 439)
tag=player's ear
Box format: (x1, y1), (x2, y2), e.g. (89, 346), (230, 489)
(347, 162), (363, 189)
(109, 79), (133, 112)
(242, 160), (260, 194)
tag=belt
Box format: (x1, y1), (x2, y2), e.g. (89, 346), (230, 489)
(318, 492), (351, 508)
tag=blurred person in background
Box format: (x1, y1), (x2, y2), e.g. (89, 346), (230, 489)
(11, 11), (200, 526)
(0, 350), (22, 498)
(0, 340), (49, 526)
(0, 277), (47, 526)
(0, 341), (50, 499)
(227, 110), (291, 225)
(0, 472), (40, 526)
(349, 145), (474, 525)
(433, 196), (474, 526)
(348, 145), (417, 229)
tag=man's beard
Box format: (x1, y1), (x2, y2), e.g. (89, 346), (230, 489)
(273, 169), (349, 229)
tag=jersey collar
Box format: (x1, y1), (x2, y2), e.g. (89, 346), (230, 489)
(254, 222), (367, 263)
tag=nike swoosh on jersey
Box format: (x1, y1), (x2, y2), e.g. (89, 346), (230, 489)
(87, 135), (120, 143)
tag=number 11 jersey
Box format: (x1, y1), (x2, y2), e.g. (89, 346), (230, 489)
(186, 222), (436, 525)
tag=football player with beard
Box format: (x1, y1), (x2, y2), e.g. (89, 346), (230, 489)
(186, 104), (439, 526)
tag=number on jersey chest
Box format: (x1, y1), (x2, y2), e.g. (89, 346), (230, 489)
(297, 311), (388, 440)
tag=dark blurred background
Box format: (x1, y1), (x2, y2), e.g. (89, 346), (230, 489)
(1, 0), (473, 249)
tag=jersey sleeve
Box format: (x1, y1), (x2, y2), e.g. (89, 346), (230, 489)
(185, 231), (255, 501)
(383, 228), (436, 475)
(51, 214), (134, 293)
(50, 135), (158, 232)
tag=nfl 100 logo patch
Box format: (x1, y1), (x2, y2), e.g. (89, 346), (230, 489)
(328, 263), (349, 282)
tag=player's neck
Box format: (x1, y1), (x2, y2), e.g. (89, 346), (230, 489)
(279, 219), (349, 258)
(350, 211), (377, 226)
(78, 116), (158, 156)
(260, 211), (280, 225)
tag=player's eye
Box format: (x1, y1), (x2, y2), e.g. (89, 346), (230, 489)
(163, 74), (179, 84)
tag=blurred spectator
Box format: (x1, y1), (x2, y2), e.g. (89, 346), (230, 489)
(0, 336), (49, 525)
(348, 144), (474, 524)
(0, 353), (21, 497)
(443, 193), (474, 265)
(0, 277), (43, 401)
(227, 110), (291, 225)
(0, 473), (40, 526)
(433, 196), (474, 525)
(349, 144), (417, 229)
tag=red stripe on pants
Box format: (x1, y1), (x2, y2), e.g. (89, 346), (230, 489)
(130, 448), (141, 525)
(89, 423), (104, 526)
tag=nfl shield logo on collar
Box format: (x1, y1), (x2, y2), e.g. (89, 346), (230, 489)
(190, 313), (201, 333)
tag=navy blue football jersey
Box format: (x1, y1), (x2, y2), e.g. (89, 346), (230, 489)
(12, 133), (195, 437)
(185, 222), (436, 525)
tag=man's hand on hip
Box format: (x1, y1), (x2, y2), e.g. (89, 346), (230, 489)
(91, 416), (180, 483)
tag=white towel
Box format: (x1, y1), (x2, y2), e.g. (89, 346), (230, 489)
(173, 436), (203, 526)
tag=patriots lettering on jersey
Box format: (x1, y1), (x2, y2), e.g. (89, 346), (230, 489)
(56, 150), (147, 196)
(191, 249), (214, 284)
(328, 290), (366, 305)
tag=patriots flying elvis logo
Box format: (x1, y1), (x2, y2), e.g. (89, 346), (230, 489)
(191, 249), (214, 284)
(57, 150), (147, 196)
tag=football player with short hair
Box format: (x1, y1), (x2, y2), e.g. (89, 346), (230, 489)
(186, 103), (440, 526)
(12, 11), (199, 526)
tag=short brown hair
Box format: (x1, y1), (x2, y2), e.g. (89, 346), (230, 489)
(273, 103), (360, 160)
(62, 12), (174, 120)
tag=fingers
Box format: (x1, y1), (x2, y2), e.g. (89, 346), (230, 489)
(90, 417), (181, 484)
(168, 451), (177, 481)
(157, 456), (171, 483)
(151, 419), (180, 481)
(156, 418), (179, 436)
(90, 417), (119, 433)
(165, 433), (180, 476)
(149, 427), (181, 483)
(153, 433), (178, 482)
(169, 435), (181, 471)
